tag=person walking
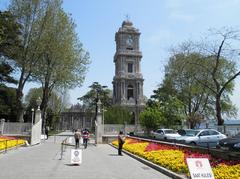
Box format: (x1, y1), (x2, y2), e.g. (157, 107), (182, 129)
(45, 126), (50, 140)
(82, 128), (89, 149)
(118, 131), (125, 155)
(74, 129), (81, 149)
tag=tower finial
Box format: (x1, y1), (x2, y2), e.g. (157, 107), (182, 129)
(125, 14), (130, 21)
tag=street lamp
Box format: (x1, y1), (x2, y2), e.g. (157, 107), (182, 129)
(31, 108), (34, 127)
(94, 84), (107, 121)
(36, 97), (41, 110)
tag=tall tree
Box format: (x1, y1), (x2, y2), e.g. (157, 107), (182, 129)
(163, 50), (214, 128)
(31, 1), (89, 124)
(8, 0), (56, 121)
(196, 29), (240, 125)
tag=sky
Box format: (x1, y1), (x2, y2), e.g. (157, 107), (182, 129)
(1, 0), (240, 118)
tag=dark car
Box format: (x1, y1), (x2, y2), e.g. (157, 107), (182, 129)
(217, 133), (240, 151)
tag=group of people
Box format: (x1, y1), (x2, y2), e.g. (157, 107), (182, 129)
(74, 128), (125, 155)
(74, 128), (90, 149)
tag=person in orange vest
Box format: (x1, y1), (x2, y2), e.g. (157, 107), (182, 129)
(82, 128), (89, 149)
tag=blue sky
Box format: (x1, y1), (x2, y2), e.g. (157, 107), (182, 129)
(1, 0), (240, 118)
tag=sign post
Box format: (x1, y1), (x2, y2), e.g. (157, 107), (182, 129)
(71, 149), (82, 165)
(186, 158), (214, 179)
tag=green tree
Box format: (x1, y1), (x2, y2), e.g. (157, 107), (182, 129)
(163, 50), (213, 128)
(139, 106), (163, 133)
(194, 29), (240, 125)
(24, 87), (64, 128)
(0, 86), (17, 121)
(104, 106), (132, 124)
(0, 10), (21, 60)
(31, 1), (89, 123)
(8, 0), (55, 121)
(78, 82), (112, 112)
(149, 77), (183, 127)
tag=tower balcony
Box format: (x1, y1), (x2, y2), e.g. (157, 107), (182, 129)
(114, 50), (142, 58)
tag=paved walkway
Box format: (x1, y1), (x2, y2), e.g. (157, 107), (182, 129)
(0, 132), (171, 179)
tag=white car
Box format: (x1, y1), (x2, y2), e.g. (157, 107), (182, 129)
(151, 129), (181, 140)
(179, 129), (227, 147)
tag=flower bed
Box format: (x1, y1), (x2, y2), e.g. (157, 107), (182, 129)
(0, 136), (26, 151)
(112, 138), (240, 179)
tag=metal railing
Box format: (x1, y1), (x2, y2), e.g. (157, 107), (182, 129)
(60, 137), (69, 160)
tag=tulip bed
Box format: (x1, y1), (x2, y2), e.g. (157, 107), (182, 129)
(0, 136), (26, 151)
(112, 138), (240, 179)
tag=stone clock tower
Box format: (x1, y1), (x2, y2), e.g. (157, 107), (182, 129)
(112, 20), (145, 124)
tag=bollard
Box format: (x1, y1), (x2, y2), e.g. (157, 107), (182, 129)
(16, 139), (18, 150)
(5, 140), (7, 153)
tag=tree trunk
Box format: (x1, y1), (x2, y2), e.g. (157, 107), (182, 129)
(216, 94), (224, 125)
(16, 72), (25, 122)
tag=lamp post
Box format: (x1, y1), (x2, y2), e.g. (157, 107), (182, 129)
(94, 84), (107, 121)
(36, 97), (41, 110)
(31, 108), (34, 127)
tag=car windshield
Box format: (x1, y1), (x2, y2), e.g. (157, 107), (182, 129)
(164, 129), (177, 134)
(185, 130), (199, 136)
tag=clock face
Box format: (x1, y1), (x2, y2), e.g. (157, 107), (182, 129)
(126, 35), (133, 46)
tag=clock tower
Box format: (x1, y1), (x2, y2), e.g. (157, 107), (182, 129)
(112, 20), (145, 124)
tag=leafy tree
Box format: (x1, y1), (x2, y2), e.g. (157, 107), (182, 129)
(24, 87), (64, 128)
(78, 82), (112, 112)
(7, 0), (89, 122)
(0, 86), (17, 121)
(149, 77), (183, 127)
(169, 30), (240, 126)
(163, 50), (213, 128)
(104, 106), (132, 124)
(194, 28), (240, 125)
(0, 61), (18, 86)
(0, 10), (21, 60)
(139, 106), (163, 133)
(8, 0), (54, 121)
(31, 1), (90, 123)
(0, 10), (20, 86)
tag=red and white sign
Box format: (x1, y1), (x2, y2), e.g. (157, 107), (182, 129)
(71, 149), (82, 165)
(186, 158), (214, 179)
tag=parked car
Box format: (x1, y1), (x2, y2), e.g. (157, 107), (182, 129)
(216, 133), (240, 151)
(151, 129), (181, 140)
(177, 129), (198, 136)
(176, 129), (200, 143)
(178, 129), (227, 147)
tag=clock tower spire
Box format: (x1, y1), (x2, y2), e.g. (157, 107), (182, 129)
(112, 20), (145, 124)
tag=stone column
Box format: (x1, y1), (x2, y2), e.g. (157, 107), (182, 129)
(0, 118), (5, 135)
(95, 100), (103, 144)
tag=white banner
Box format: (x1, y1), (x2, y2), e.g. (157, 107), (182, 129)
(71, 149), (82, 165)
(186, 158), (214, 179)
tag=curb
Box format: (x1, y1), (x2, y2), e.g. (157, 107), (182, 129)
(109, 144), (187, 179)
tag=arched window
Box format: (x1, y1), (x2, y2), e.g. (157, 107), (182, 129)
(127, 85), (134, 100)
